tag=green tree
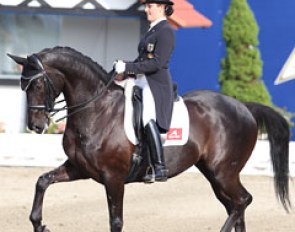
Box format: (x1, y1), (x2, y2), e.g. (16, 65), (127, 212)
(219, 0), (272, 106)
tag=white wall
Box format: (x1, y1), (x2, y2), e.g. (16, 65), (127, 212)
(60, 16), (140, 70)
(0, 135), (294, 177)
(0, 85), (26, 133)
(0, 14), (141, 132)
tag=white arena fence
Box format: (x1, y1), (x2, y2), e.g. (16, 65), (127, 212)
(0, 133), (295, 177)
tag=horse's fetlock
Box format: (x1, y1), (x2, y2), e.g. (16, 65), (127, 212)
(34, 225), (48, 232)
(30, 215), (46, 232)
(111, 217), (123, 231)
(30, 212), (42, 224)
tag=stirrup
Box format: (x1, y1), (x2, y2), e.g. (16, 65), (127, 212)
(154, 166), (168, 182)
(143, 165), (155, 184)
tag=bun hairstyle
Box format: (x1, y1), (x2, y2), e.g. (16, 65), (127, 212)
(165, 4), (174, 16)
(143, 0), (174, 16)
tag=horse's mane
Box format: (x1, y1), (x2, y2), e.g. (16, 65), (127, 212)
(38, 46), (109, 83)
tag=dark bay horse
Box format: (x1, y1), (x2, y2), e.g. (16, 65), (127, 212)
(8, 46), (291, 232)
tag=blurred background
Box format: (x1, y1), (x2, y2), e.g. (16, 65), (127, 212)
(0, 0), (294, 170)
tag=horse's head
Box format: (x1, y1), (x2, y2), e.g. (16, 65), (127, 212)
(8, 53), (64, 133)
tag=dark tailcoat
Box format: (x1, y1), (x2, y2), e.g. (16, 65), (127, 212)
(125, 20), (175, 131)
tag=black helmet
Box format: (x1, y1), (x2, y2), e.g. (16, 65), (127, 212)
(142, 0), (174, 5)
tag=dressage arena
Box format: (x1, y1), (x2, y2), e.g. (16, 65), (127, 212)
(1, 166), (295, 232)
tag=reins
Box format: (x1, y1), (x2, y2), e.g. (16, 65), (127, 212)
(22, 54), (117, 122)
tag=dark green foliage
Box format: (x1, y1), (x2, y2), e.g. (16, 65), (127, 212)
(219, 0), (272, 106)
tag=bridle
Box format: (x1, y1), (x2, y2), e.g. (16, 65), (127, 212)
(21, 55), (58, 113)
(22, 54), (117, 122)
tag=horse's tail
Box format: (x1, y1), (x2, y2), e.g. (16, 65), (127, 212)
(244, 102), (291, 212)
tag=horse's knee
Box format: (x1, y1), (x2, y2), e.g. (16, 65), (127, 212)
(36, 172), (54, 191)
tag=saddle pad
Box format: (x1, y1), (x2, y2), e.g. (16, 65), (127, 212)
(121, 78), (189, 146)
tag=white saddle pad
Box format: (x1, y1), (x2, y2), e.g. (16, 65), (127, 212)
(120, 79), (189, 147)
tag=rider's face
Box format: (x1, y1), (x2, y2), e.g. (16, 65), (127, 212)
(144, 3), (165, 23)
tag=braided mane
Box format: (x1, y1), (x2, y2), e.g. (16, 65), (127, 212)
(38, 46), (109, 83)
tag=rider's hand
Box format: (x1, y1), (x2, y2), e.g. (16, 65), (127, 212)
(114, 60), (126, 74)
(115, 74), (125, 81)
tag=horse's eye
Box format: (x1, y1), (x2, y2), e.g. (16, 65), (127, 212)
(35, 80), (43, 90)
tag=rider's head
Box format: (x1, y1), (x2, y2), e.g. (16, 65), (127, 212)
(143, 0), (174, 22)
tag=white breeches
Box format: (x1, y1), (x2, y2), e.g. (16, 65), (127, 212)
(115, 75), (156, 127)
(134, 75), (156, 127)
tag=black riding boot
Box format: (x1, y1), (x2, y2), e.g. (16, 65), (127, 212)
(143, 120), (168, 183)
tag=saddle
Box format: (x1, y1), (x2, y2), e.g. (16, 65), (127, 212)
(124, 81), (189, 182)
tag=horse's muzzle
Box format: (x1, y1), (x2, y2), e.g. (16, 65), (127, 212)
(28, 112), (49, 134)
(29, 122), (48, 134)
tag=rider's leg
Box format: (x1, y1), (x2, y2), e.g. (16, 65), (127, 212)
(144, 119), (168, 182)
(135, 76), (167, 182)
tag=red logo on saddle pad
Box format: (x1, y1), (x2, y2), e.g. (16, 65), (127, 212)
(167, 128), (182, 140)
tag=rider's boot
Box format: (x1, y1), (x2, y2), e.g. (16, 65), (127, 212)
(143, 120), (168, 183)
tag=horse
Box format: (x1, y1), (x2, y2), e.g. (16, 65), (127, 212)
(8, 46), (291, 232)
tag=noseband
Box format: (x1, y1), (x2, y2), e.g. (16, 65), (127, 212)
(22, 54), (117, 121)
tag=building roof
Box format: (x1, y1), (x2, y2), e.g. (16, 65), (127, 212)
(169, 0), (212, 28)
(0, 0), (212, 28)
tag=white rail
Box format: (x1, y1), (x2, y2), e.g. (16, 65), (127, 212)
(0, 133), (294, 176)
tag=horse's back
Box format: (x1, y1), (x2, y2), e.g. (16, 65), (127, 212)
(183, 90), (257, 129)
(182, 90), (258, 169)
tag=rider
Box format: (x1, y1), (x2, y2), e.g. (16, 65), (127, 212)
(114, 0), (175, 182)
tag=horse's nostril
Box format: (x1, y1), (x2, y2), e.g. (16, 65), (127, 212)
(32, 125), (44, 134)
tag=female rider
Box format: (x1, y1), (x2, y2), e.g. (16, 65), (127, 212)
(114, 0), (175, 182)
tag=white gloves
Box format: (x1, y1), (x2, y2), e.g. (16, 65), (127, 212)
(114, 60), (126, 74)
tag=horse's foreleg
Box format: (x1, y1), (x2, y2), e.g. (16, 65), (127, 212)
(104, 177), (125, 232)
(234, 212), (246, 232)
(30, 160), (84, 232)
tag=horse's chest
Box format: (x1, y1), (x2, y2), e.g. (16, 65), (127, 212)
(64, 132), (104, 170)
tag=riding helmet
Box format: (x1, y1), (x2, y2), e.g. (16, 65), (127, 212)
(142, 0), (174, 5)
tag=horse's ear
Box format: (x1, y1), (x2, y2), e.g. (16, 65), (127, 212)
(7, 53), (27, 66)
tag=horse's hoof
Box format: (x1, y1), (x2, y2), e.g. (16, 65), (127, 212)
(42, 225), (50, 232)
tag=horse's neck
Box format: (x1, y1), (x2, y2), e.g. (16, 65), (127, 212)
(49, 54), (106, 98)
(64, 88), (125, 142)
(46, 52), (124, 126)
(62, 74), (124, 127)
(59, 65), (104, 106)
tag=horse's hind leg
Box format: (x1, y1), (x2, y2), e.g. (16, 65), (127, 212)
(216, 181), (252, 232)
(219, 188), (250, 232)
(234, 211), (246, 232)
(196, 163), (252, 232)
(216, 180), (252, 232)
(30, 160), (85, 232)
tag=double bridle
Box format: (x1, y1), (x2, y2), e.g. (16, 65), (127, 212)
(22, 54), (116, 122)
